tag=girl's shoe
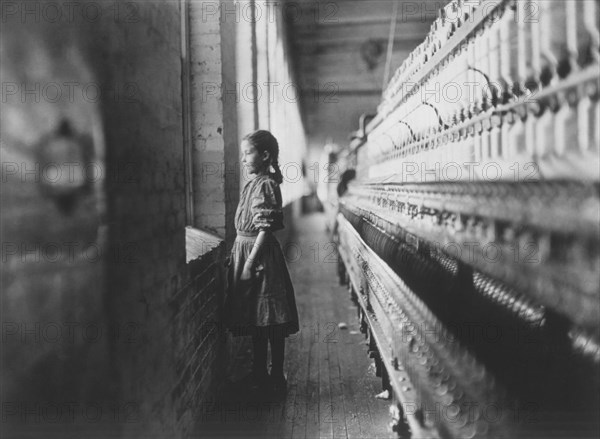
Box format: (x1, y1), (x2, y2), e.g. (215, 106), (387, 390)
(252, 370), (271, 391)
(238, 369), (269, 391)
(270, 372), (287, 394)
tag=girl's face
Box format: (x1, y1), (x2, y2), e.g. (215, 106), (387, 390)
(241, 140), (269, 175)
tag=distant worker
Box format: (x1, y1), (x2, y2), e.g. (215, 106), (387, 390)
(332, 169), (356, 241)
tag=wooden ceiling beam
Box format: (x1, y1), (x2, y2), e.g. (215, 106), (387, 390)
(293, 20), (431, 41)
(294, 37), (423, 51)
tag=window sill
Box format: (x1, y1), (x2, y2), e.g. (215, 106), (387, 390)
(185, 226), (223, 264)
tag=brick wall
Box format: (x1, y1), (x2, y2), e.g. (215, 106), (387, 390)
(189, 0), (240, 245)
(171, 243), (227, 436)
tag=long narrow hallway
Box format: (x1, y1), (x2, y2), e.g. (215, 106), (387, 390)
(195, 212), (391, 439)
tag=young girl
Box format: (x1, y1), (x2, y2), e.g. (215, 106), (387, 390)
(225, 130), (300, 393)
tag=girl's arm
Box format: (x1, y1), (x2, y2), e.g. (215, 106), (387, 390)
(245, 229), (270, 269)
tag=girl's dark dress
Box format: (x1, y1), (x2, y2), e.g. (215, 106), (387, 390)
(224, 174), (300, 338)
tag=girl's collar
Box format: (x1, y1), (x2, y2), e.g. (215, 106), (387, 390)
(243, 173), (271, 189)
(253, 172), (271, 181)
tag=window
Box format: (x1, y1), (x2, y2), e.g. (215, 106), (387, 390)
(180, 0), (194, 226)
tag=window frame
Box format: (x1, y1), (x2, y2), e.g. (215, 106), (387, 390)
(180, 0), (194, 226)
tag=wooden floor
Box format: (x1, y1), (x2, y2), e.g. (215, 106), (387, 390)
(195, 212), (392, 439)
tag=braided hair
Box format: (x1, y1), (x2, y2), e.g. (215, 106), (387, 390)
(243, 130), (284, 184)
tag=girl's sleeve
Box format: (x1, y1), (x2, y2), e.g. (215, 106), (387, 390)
(251, 178), (284, 232)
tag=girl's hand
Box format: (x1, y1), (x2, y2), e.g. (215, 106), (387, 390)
(240, 264), (254, 281)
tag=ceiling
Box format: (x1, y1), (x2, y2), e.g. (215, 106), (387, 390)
(286, 0), (446, 154)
